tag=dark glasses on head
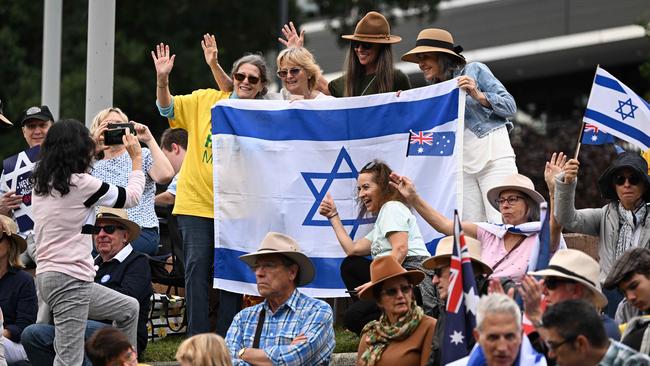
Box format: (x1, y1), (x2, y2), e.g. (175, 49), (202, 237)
(614, 174), (641, 186)
(381, 284), (413, 297)
(544, 277), (576, 290)
(276, 67), (301, 79)
(361, 161), (377, 171)
(351, 41), (373, 50)
(233, 72), (260, 85)
(92, 225), (126, 235)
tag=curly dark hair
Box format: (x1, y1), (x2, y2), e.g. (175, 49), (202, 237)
(31, 119), (96, 196)
(357, 159), (405, 215)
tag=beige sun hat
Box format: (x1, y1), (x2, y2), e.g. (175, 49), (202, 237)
(0, 215), (27, 253)
(358, 255), (425, 300)
(95, 207), (141, 243)
(422, 236), (492, 275)
(486, 174), (546, 211)
(0, 100), (12, 127)
(401, 28), (465, 63)
(239, 232), (315, 287)
(341, 11), (402, 44)
(529, 249), (608, 309)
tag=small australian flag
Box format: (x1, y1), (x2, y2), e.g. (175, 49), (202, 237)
(581, 123), (614, 145)
(407, 130), (455, 156)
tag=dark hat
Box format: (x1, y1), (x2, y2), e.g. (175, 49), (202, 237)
(0, 100), (12, 127)
(603, 248), (650, 290)
(597, 153), (650, 201)
(19, 105), (54, 126)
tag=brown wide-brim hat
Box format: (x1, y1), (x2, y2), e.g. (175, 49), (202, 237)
(422, 236), (492, 276)
(0, 100), (13, 127)
(358, 256), (425, 300)
(402, 28), (465, 63)
(529, 249), (608, 309)
(341, 11), (402, 44)
(0, 215), (27, 253)
(486, 173), (546, 211)
(239, 232), (315, 287)
(95, 207), (141, 243)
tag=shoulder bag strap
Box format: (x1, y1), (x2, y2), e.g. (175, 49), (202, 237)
(252, 308), (266, 349)
(491, 235), (527, 273)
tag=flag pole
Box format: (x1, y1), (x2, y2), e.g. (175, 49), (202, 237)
(575, 65), (602, 159)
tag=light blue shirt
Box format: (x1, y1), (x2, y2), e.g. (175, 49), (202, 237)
(365, 201), (430, 258)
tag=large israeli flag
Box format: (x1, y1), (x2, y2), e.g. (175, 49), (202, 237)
(211, 79), (465, 297)
(584, 66), (650, 150)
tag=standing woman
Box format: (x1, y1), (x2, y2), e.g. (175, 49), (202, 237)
(401, 29), (517, 223)
(276, 47), (331, 100)
(327, 11), (411, 97)
(31, 119), (143, 365)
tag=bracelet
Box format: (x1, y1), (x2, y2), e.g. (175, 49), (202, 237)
(157, 83), (168, 89)
(328, 212), (339, 219)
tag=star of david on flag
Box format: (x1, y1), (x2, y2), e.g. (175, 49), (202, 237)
(583, 66), (650, 150)
(581, 123), (614, 145)
(2, 145), (40, 233)
(407, 129), (455, 156)
(442, 210), (479, 364)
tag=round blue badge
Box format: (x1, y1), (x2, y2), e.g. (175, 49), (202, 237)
(100, 274), (111, 283)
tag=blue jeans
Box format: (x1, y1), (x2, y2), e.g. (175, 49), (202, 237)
(131, 227), (160, 256)
(21, 321), (107, 366)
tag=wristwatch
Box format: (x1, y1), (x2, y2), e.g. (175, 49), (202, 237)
(238, 347), (247, 359)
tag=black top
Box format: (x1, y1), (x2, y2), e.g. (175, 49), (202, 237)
(0, 266), (37, 343)
(328, 69), (411, 97)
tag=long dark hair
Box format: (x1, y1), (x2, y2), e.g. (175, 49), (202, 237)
(343, 43), (395, 97)
(357, 159), (405, 215)
(31, 119), (96, 196)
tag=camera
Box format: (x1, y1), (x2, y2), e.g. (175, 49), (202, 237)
(104, 123), (136, 145)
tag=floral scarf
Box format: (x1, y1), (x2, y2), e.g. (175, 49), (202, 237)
(359, 300), (424, 366)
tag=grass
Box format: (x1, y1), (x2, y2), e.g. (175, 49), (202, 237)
(142, 327), (360, 362)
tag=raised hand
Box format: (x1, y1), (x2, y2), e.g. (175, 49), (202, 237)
(544, 152), (567, 192)
(388, 172), (417, 205)
(518, 275), (544, 326)
(563, 158), (580, 184)
(123, 132), (142, 162)
(133, 122), (153, 144)
(318, 192), (338, 219)
(151, 43), (176, 78)
(201, 33), (219, 67)
(278, 21), (304, 48)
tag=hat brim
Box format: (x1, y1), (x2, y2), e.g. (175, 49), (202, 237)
(358, 269), (425, 300)
(422, 254), (493, 276)
(529, 268), (608, 309)
(0, 114), (12, 127)
(239, 250), (315, 287)
(9, 233), (27, 253)
(341, 34), (402, 44)
(20, 113), (52, 126)
(486, 185), (546, 211)
(401, 46), (464, 63)
(95, 217), (141, 243)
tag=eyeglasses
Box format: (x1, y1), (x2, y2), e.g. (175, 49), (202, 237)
(277, 67), (302, 79)
(352, 41), (373, 50)
(495, 195), (526, 207)
(381, 284), (413, 297)
(250, 262), (283, 272)
(544, 277), (576, 290)
(545, 335), (578, 352)
(614, 174), (641, 186)
(92, 225), (126, 235)
(233, 72), (260, 85)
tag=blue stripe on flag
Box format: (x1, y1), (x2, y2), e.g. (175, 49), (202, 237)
(212, 89), (459, 141)
(584, 108), (650, 148)
(214, 247), (345, 289)
(594, 74), (626, 94)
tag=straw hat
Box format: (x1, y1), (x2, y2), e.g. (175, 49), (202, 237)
(401, 28), (465, 63)
(341, 11), (401, 44)
(95, 207), (141, 243)
(422, 236), (492, 275)
(0, 100), (12, 127)
(529, 249), (608, 309)
(358, 256), (425, 300)
(0, 215), (26, 253)
(239, 232), (315, 286)
(486, 174), (546, 211)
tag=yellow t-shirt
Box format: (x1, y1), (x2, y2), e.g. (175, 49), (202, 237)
(169, 88), (231, 218)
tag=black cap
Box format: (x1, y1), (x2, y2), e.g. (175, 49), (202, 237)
(603, 248), (650, 289)
(0, 99), (12, 127)
(19, 105), (54, 126)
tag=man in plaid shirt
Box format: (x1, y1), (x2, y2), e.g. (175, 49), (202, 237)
(226, 232), (335, 365)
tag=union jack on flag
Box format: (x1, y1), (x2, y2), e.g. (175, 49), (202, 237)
(407, 130), (455, 156)
(410, 130), (433, 145)
(581, 123), (615, 145)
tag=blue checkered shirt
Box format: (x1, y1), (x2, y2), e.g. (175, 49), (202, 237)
(599, 340), (650, 365)
(226, 289), (335, 366)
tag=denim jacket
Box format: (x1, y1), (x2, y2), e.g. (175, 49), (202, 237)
(455, 62), (516, 138)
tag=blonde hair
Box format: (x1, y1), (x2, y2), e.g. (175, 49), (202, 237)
(89, 107), (129, 135)
(176, 334), (232, 366)
(276, 47), (323, 92)
(5, 236), (24, 269)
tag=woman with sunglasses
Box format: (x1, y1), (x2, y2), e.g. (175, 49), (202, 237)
(276, 47), (331, 100)
(401, 29), (517, 224)
(30, 119), (144, 365)
(356, 255), (436, 366)
(555, 153), (650, 316)
(152, 43), (271, 337)
(319, 160), (433, 334)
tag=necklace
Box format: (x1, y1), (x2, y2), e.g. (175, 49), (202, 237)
(360, 75), (377, 96)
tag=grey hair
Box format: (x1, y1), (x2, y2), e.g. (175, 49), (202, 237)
(231, 54), (269, 97)
(476, 293), (521, 331)
(523, 194), (540, 221)
(436, 53), (466, 82)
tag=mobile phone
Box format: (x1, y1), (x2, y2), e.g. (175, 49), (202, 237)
(104, 123), (136, 145)
(107, 123), (136, 135)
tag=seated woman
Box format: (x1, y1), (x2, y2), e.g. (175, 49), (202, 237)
(0, 215), (37, 365)
(357, 255), (436, 366)
(176, 333), (232, 366)
(555, 152), (650, 315)
(90, 107), (175, 255)
(319, 160), (433, 333)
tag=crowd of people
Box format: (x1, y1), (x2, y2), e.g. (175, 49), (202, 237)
(0, 9), (649, 366)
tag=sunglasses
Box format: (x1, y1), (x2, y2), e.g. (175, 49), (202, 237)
(432, 267), (446, 278)
(351, 41), (373, 50)
(92, 225), (126, 235)
(381, 284), (413, 297)
(544, 277), (576, 290)
(277, 67), (302, 79)
(233, 72), (260, 85)
(614, 174), (641, 186)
